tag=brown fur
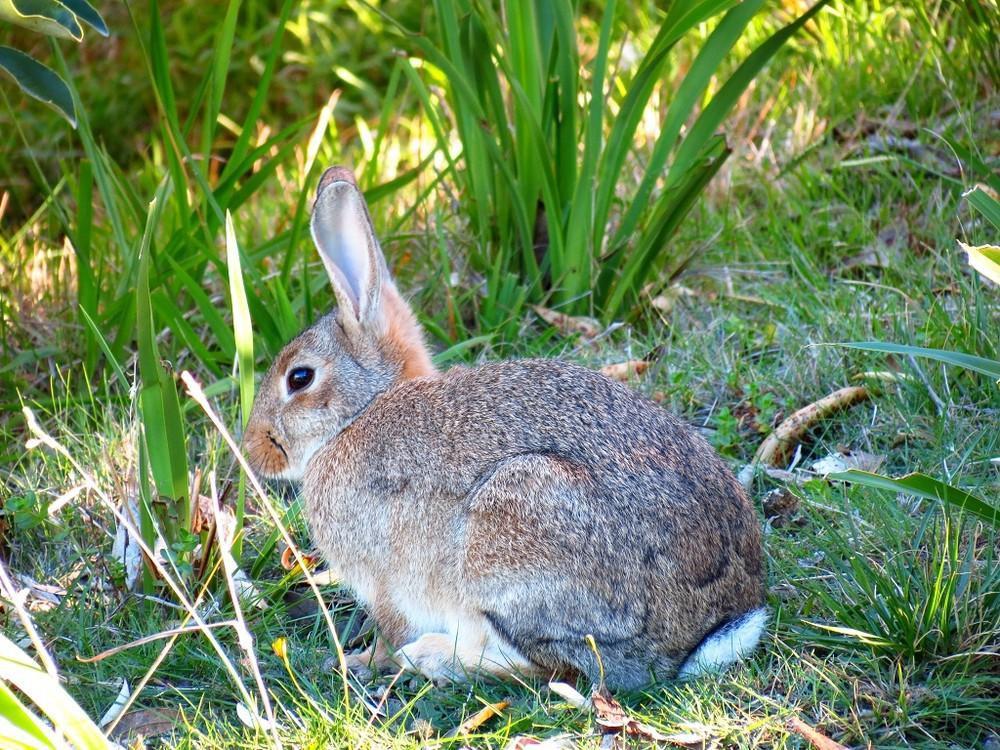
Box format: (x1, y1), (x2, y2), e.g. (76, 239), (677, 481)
(243, 167), (766, 688)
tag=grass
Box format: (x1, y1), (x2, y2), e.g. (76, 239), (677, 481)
(2, 0), (999, 748)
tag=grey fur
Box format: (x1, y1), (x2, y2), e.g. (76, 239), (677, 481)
(244, 167), (766, 690)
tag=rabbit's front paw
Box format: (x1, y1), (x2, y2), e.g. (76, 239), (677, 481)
(397, 633), (466, 684)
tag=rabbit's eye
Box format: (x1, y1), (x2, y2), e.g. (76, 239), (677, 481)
(287, 366), (315, 393)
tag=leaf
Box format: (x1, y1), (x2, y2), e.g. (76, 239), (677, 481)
(447, 699), (510, 737)
(959, 241), (1000, 285)
(98, 679), (130, 728)
(599, 360), (649, 382)
(786, 716), (849, 750)
(109, 708), (182, 742)
(0, 0), (81, 39)
(751, 386), (870, 470)
(547, 681), (589, 709)
(0, 681), (59, 749)
(0, 633), (111, 750)
(837, 341), (1000, 380)
(225, 211), (255, 427)
(964, 184), (1000, 230)
(135, 179), (191, 546)
(592, 688), (670, 742)
(0, 46), (75, 125)
(57, 0), (106, 35)
(828, 470), (999, 527)
(810, 449), (885, 476)
(532, 306), (602, 338)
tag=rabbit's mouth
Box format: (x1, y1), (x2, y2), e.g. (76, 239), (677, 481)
(243, 424), (291, 479)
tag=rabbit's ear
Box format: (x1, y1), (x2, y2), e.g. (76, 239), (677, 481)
(310, 167), (386, 330)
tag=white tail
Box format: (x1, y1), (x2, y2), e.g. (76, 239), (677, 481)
(678, 607), (768, 679)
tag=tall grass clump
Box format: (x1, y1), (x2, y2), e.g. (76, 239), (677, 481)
(389, 0), (831, 335)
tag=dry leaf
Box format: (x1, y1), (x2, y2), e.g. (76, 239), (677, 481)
(13, 574), (64, 609)
(280, 545), (320, 572)
(233, 568), (267, 610)
(99, 679), (131, 728)
(448, 699), (510, 737)
(110, 708), (182, 742)
(532, 306), (602, 338)
(505, 736), (576, 750)
(592, 688), (670, 742)
(761, 488), (802, 528)
(236, 702), (277, 731)
(112, 493), (143, 591)
(599, 360), (649, 382)
(662, 721), (718, 746)
(811, 449), (885, 476)
(548, 680), (589, 709)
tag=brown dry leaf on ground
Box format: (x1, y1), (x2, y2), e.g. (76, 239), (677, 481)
(592, 688), (670, 743)
(447, 699), (510, 737)
(505, 736), (576, 750)
(599, 360), (649, 382)
(110, 708), (183, 742)
(532, 305), (602, 338)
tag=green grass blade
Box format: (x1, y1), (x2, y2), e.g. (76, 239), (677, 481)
(0, 681), (58, 749)
(602, 137), (729, 316)
(609, 0), (764, 250)
(838, 341), (1000, 380)
(965, 185), (1000, 230)
(667, 0), (831, 187)
(136, 178), (190, 537)
(226, 211), (255, 428)
(559, 0), (617, 306)
(79, 306), (129, 391)
(222, 0), (293, 180)
(201, 0), (242, 173)
(830, 470), (999, 526)
(226, 210), (254, 561)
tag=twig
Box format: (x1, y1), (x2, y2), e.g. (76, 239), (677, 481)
(787, 716), (849, 750)
(752, 386), (870, 469)
(77, 620), (238, 663)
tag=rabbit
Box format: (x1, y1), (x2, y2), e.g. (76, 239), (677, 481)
(243, 166), (767, 690)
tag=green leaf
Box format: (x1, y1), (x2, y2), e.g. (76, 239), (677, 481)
(136, 179), (190, 538)
(0, 0), (81, 39)
(0, 46), (75, 125)
(0, 681), (58, 750)
(838, 341), (1000, 380)
(58, 0), (107, 35)
(829, 470), (999, 527)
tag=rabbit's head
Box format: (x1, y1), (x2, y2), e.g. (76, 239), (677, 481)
(243, 167), (434, 480)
